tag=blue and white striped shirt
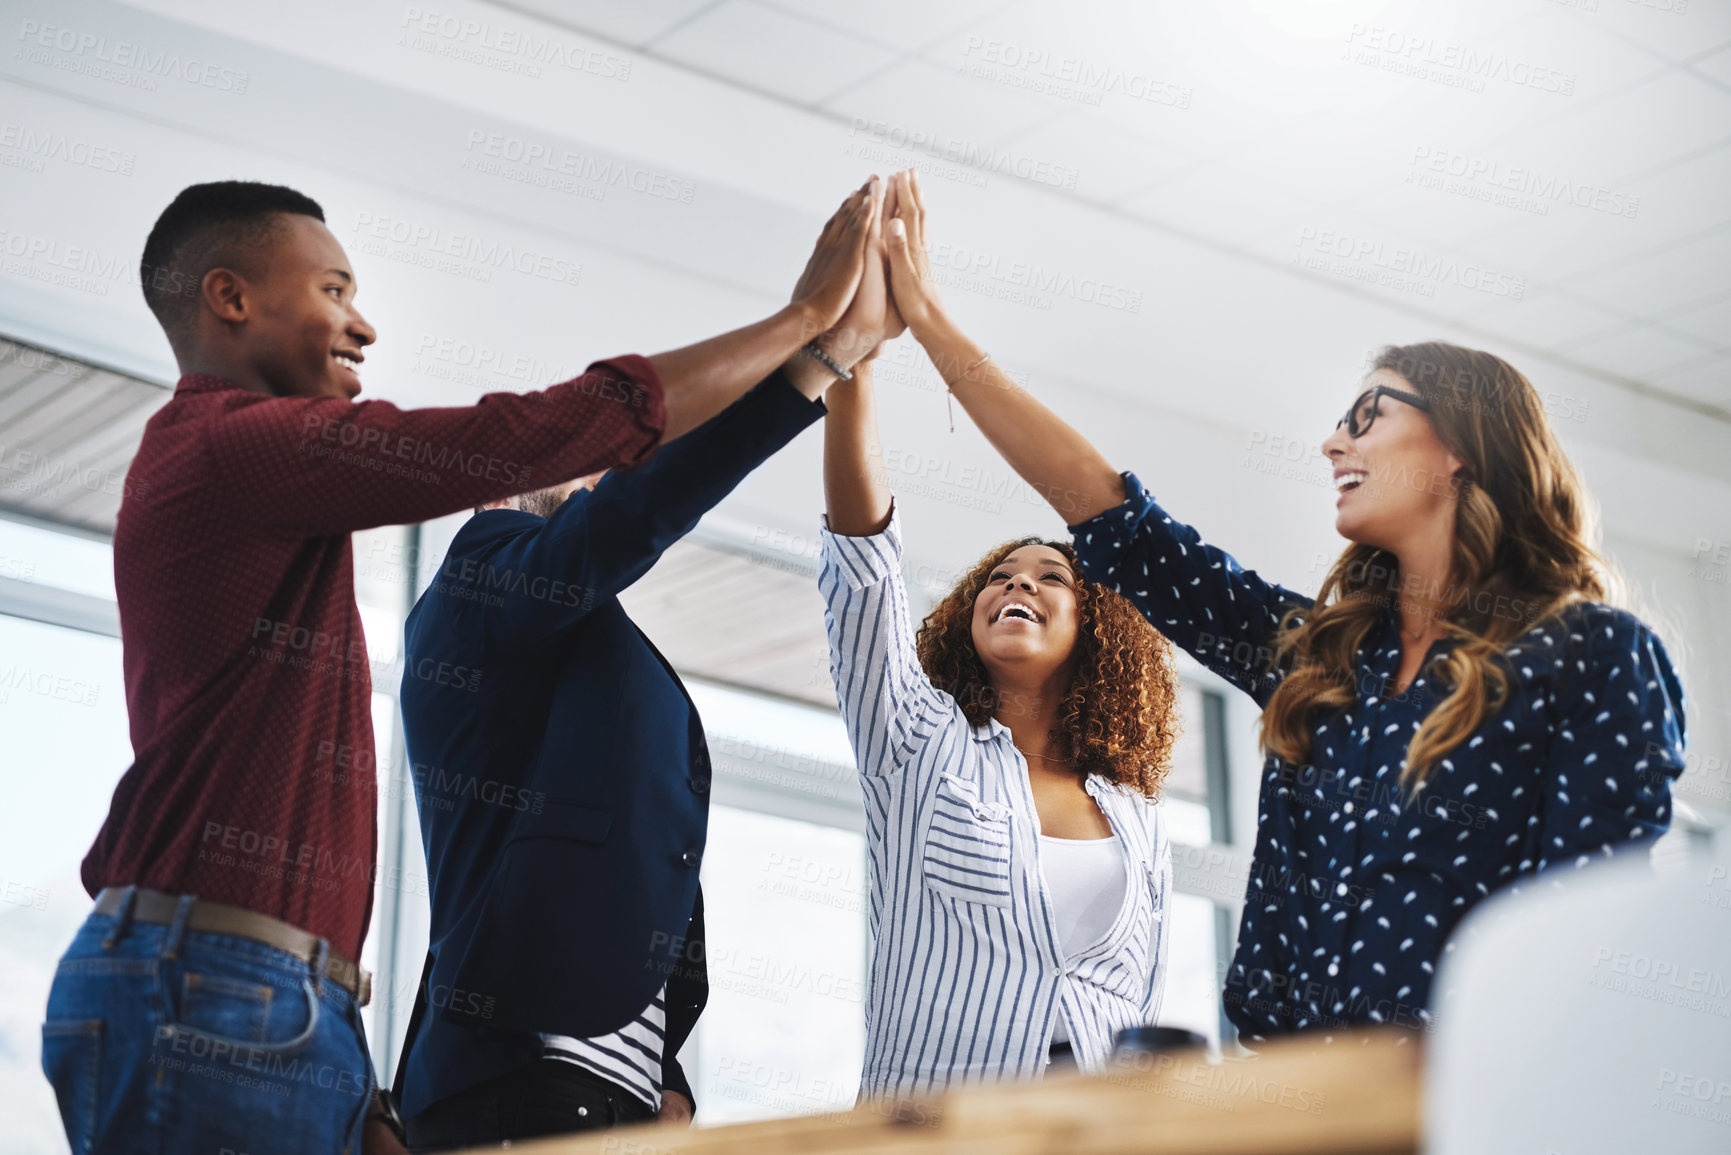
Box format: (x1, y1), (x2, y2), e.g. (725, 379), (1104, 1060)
(541, 985), (666, 1110)
(819, 510), (1173, 1097)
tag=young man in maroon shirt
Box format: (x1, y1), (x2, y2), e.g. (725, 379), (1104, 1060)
(40, 178), (879, 1154)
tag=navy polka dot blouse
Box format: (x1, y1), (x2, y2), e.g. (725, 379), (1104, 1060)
(1070, 473), (1689, 1041)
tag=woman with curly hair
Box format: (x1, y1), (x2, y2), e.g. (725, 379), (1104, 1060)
(814, 197), (1182, 1096)
(876, 169), (1687, 1045)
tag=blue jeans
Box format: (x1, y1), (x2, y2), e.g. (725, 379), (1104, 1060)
(41, 891), (375, 1154)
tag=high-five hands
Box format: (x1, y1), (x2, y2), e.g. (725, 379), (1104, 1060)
(818, 167), (951, 377)
(787, 170), (940, 401)
(789, 179), (882, 341)
(883, 169), (950, 342)
(820, 175), (898, 369)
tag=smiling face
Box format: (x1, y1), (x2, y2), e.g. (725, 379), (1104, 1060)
(230, 214), (376, 400)
(1321, 368), (1464, 553)
(968, 544), (1083, 688)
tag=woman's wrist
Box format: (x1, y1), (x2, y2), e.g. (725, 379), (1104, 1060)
(919, 322), (986, 388)
(783, 299), (830, 345)
(909, 307), (961, 353)
(816, 326), (881, 372)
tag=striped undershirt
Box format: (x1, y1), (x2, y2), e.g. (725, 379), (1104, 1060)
(540, 985), (667, 1110)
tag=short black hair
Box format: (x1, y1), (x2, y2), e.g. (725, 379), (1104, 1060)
(140, 180), (325, 343)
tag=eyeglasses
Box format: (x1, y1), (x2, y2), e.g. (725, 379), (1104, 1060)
(1337, 385), (1430, 438)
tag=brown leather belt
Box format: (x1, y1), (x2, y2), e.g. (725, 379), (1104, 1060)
(94, 887), (372, 1007)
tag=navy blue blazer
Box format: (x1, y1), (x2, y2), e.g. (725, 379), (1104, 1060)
(396, 372), (825, 1119)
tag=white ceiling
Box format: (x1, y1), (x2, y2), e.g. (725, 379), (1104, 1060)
(494, 0), (1731, 407)
(1, 0), (1727, 568)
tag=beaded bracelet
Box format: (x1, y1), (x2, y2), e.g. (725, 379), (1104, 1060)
(801, 341), (853, 382)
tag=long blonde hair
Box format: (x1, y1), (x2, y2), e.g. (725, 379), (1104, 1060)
(1259, 342), (1613, 791)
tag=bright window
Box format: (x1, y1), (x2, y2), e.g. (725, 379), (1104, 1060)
(688, 805), (867, 1124)
(0, 612), (132, 1154)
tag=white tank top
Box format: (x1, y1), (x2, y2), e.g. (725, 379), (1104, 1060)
(1041, 833), (1127, 1045)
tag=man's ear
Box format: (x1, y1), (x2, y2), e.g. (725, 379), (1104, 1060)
(477, 496), (517, 513)
(202, 267), (248, 326)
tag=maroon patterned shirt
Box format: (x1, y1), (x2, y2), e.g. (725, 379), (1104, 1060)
(83, 357), (664, 960)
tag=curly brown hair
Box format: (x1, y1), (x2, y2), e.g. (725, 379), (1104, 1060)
(914, 537), (1182, 798)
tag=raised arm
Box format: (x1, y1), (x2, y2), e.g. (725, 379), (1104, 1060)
(882, 169), (1124, 527)
(818, 361), (948, 777)
(479, 372), (825, 653)
(821, 179), (898, 537)
(654, 178), (882, 435)
(822, 362), (892, 537)
(204, 184), (880, 537)
(880, 169), (1308, 700)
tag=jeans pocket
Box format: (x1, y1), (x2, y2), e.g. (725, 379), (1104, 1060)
(161, 973), (321, 1059)
(41, 1019), (103, 1154)
(177, 972), (274, 1044)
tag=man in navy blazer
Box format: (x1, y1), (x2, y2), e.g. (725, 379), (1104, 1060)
(391, 182), (900, 1147)
(395, 367), (829, 1146)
